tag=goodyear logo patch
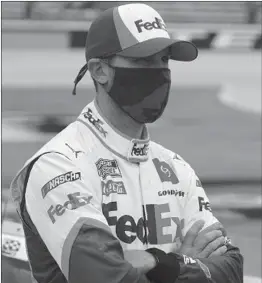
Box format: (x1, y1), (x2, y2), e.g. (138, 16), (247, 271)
(41, 171), (81, 198)
(158, 189), (185, 197)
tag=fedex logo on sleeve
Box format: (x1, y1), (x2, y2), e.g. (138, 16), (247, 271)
(47, 192), (92, 223)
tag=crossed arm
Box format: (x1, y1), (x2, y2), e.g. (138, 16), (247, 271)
(125, 221), (243, 283)
(25, 153), (243, 283)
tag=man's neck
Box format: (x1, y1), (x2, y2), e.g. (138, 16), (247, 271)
(95, 89), (144, 140)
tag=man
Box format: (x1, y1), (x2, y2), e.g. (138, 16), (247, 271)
(11, 3), (243, 283)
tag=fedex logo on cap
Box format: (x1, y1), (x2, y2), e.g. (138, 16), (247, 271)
(117, 4), (170, 44)
(135, 17), (167, 33)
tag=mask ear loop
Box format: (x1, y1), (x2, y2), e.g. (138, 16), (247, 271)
(72, 64), (88, 95)
(72, 57), (113, 95)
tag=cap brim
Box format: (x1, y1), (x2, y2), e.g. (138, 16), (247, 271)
(117, 38), (198, 62)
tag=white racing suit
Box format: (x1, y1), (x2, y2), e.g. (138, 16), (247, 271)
(10, 100), (243, 283)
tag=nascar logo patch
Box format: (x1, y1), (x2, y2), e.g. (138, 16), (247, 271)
(41, 171), (81, 198)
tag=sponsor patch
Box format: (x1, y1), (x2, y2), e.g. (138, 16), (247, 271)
(131, 142), (149, 157)
(2, 238), (21, 257)
(65, 143), (84, 158)
(196, 179), (203, 188)
(96, 158), (122, 180)
(183, 255), (196, 264)
(153, 158), (179, 184)
(41, 171), (81, 198)
(183, 255), (197, 264)
(135, 17), (166, 33)
(173, 153), (183, 161)
(47, 192), (92, 223)
(102, 201), (184, 245)
(158, 189), (185, 197)
(83, 108), (108, 137)
(198, 196), (212, 212)
(101, 180), (127, 197)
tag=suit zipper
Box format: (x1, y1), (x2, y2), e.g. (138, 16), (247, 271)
(138, 163), (149, 247)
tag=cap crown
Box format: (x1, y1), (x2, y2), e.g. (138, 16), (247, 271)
(85, 3), (170, 62)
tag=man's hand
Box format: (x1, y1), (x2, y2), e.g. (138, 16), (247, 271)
(178, 220), (227, 258)
(195, 221), (228, 257)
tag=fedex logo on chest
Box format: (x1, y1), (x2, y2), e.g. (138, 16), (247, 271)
(135, 17), (167, 33)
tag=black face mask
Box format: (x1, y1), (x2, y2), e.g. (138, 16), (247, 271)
(107, 67), (171, 123)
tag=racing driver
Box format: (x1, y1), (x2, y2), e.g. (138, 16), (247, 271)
(11, 3), (243, 283)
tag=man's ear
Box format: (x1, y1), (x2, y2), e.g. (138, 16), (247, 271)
(88, 59), (109, 85)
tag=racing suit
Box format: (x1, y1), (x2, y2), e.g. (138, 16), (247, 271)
(10, 100), (243, 283)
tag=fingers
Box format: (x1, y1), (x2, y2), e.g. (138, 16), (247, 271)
(183, 220), (205, 246)
(198, 235), (226, 258)
(194, 230), (223, 250)
(198, 222), (227, 237)
(208, 245), (227, 257)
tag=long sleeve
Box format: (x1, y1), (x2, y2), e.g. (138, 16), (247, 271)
(173, 155), (244, 282)
(25, 153), (152, 283)
(175, 244), (243, 282)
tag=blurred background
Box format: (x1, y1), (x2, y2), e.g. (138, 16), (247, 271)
(1, 1), (262, 283)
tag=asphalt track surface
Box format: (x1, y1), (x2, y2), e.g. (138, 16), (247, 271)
(2, 85), (261, 280)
